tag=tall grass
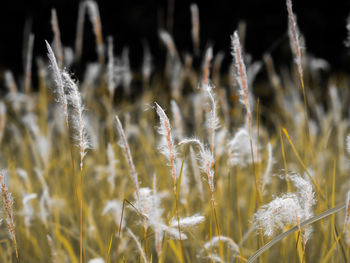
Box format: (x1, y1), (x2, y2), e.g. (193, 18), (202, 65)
(0, 0), (350, 262)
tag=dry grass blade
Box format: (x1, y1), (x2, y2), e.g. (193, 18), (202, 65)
(24, 33), (34, 94)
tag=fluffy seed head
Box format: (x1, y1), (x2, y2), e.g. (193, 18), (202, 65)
(231, 31), (250, 117)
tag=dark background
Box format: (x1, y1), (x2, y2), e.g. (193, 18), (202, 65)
(1, 0), (350, 77)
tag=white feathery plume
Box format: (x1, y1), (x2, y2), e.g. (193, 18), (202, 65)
(21, 192), (37, 227)
(107, 36), (116, 98)
(155, 103), (177, 190)
(190, 3), (200, 55)
(22, 113), (51, 166)
(51, 9), (63, 69)
(202, 47), (213, 85)
(127, 228), (148, 263)
(203, 83), (220, 157)
(286, 0), (303, 80)
(228, 127), (255, 166)
(169, 59), (183, 99)
(231, 31), (250, 119)
(254, 173), (315, 243)
(102, 200), (124, 228)
(247, 61), (262, 89)
(254, 193), (302, 236)
(286, 173), (315, 241)
(75, 1), (86, 63)
(88, 258), (105, 263)
(122, 47), (132, 96)
(16, 168), (28, 182)
(63, 46), (74, 68)
(4, 70), (18, 93)
(22, 113), (40, 136)
(137, 187), (153, 218)
(329, 85), (341, 123)
(204, 236), (239, 253)
(261, 143), (274, 191)
(179, 138), (215, 200)
(35, 168), (63, 226)
(115, 115), (140, 204)
(346, 134), (350, 155)
(170, 214), (204, 228)
(85, 0), (104, 65)
(142, 42), (153, 83)
(190, 146), (205, 201)
(345, 14), (350, 47)
(0, 171), (18, 258)
(46, 41), (69, 125)
(159, 30), (178, 59)
(171, 100), (184, 140)
(215, 129), (227, 158)
(62, 71), (91, 171)
(161, 224), (187, 240)
(83, 63), (101, 88)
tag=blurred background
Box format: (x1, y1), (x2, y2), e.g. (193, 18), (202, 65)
(1, 0), (350, 78)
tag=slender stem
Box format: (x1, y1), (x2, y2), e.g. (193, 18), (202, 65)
(173, 184), (185, 263)
(115, 199), (126, 263)
(80, 168), (84, 263)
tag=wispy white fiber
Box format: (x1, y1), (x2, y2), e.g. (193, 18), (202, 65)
(170, 214), (204, 228)
(171, 100), (184, 140)
(261, 143), (274, 189)
(204, 236), (239, 253)
(231, 31), (250, 116)
(155, 103), (177, 181)
(46, 41), (68, 123)
(254, 173), (316, 243)
(127, 228), (148, 263)
(107, 36), (115, 98)
(21, 193), (37, 227)
(159, 30), (178, 59)
(115, 115), (139, 204)
(228, 127), (255, 166)
(179, 138), (215, 199)
(62, 71), (91, 170)
(88, 258), (105, 263)
(102, 199), (124, 228)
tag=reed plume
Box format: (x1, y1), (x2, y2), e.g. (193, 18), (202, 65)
(45, 41), (69, 125)
(62, 71), (91, 171)
(155, 102), (184, 262)
(190, 3), (200, 56)
(51, 9), (63, 69)
(86, 0), (104, 66)
(115, 115), (140, 205)
(0, 171), (18, 259)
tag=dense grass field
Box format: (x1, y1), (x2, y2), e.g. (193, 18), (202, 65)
(0, 0), (349, 262)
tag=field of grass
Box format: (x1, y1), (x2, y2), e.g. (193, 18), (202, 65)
(0, 0), (349, 262)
